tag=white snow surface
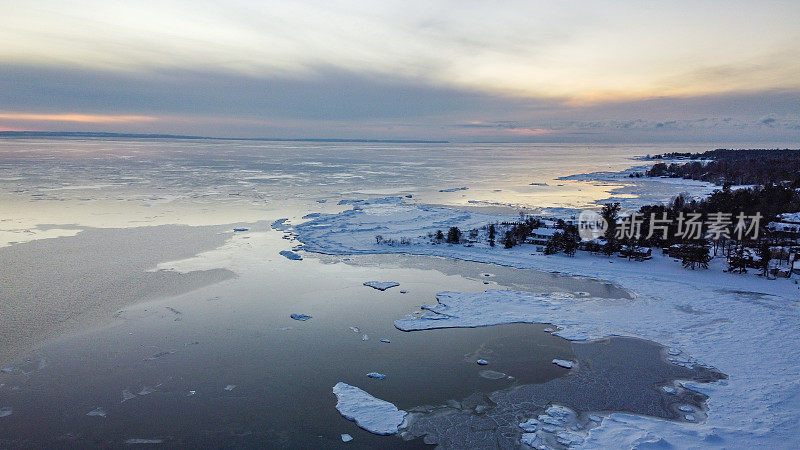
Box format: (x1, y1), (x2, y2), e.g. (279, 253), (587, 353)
(332, 382), (407, 435)
(296, 197), (800, 449)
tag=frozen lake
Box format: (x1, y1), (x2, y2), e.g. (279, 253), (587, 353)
(0, 139), (735, 447)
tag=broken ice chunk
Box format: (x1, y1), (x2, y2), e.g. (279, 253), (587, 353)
(367, 372), (386, 380)
(87, 407), (106, 418)
(233, 228), (248, 232)
(476, 359), (488, 365)
(678, 405), (694, 412)
(121, 389), (136, 403)
(138, 386), (155, 396)
(380, 338), (391, 343)
(349, 327), (360, 333)
(361, 334), (369, 341)
(363, 281), (400, 291)
(224, 385), (236, 391)
(519, 419), (539, 432)
(521, 433), (540, 447)
(332, 382), (407, 435)
(290, 314), (312, 321)
(662, 386), (677, 394)
(341, 434), (353, 442)
(0, 407), (11, 418)
(124, 439), (165, 444)
(552, 359), (574, 369)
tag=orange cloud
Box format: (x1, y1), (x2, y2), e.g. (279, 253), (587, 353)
(0, 113), (157, 123)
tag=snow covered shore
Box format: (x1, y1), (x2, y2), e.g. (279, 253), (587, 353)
(296, 197), (800, 448)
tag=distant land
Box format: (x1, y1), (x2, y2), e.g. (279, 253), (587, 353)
(0, 131), (449, 144)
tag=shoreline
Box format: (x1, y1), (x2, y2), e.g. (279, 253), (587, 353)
(290, 197), (800, 447)
(0, 224), (238, 366)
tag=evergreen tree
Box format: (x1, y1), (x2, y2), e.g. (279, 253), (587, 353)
(446, 227), (462, 244)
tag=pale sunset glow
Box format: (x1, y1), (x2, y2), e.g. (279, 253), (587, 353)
(0, 113), (157, 123)
(1, 0), (799, 141)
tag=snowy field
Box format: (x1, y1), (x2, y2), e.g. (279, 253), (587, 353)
(293, 197), (800, 449)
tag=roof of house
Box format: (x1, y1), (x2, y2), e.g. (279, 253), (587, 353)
(530, 228), (559, 237)
(778, 212), (800, 224)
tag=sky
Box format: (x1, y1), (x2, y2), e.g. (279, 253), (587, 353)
(1, 0), (799, 142)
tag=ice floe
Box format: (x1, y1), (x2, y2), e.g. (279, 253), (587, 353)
(332, 382), (407, 435)
(552, 359), (574, 369)
(340, 433), (353, 442)
(380, 338), (391, 343)
(224, 385), (236, 391)
(87, 407), (107, 418)
(363, 281), (400, 291)
(367, 372), (386, 380)
(518, 404), (586, 448)
(476, 359), (489, 365)
(0, 407), (12, 418)
(290, 313), (312, 321)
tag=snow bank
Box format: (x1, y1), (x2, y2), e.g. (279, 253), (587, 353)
(332, 382), (407, 435)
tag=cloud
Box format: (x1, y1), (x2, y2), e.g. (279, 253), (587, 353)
(0, 63), (799, 142)
(0, 113), (156, 123)
(2, 1), (799, 102)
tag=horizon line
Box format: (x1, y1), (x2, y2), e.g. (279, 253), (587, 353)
(0, 130), (450, 144)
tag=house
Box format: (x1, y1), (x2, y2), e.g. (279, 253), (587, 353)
(580, 238), (607, 252)
(526, 227), (559, 245)
(768, 214), (800, 243)
(619, 246), (652, 261)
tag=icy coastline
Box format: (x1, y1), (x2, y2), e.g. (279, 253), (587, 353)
(295, 197), (800, 448)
